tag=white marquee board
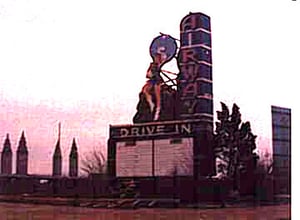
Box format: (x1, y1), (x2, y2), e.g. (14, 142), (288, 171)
(116, 138), (193, 177)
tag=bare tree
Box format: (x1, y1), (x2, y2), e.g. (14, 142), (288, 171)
(80, 149), (106, 175)
(256, 150), (273, 176)
(254, 150), (274, 201)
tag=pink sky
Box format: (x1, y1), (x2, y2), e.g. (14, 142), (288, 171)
(0, 97), (136, 175)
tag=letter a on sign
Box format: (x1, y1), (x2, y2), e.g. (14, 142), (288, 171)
(182, 82), (197, 97)
(181, 15), (197, 31)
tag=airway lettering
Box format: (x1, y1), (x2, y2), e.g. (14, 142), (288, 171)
(178, 13), (213, 117)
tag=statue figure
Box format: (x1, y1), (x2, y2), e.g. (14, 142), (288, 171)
(142, 50), (167, 121)
(133, 83), (178, 123)
(134, 33), (178, 122)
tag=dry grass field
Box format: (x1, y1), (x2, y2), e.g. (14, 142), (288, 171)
(0, 202), (290, 220)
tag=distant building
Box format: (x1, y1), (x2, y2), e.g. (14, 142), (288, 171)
(52, 124), (62, 176)
(16, 131), (28, 175)
(52, 141), (62, 176)
(1, 134), (12, 174)
(69, 138), (78, 177)
(271, 106), (291, 195)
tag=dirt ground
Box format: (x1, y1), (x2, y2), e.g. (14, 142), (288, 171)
(0, 202), (290, 220)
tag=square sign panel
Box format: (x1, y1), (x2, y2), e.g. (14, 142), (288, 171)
(116, 140), (152, 177)
(116, 137), (194, 177)
(154, 138), (193, 176)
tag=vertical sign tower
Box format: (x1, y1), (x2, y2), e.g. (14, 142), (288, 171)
(178, 12), (214, 177)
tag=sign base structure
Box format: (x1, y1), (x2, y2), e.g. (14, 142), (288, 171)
(107, 119), (215, 179)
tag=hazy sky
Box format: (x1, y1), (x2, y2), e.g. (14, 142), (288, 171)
(0, 0), (298, 175)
